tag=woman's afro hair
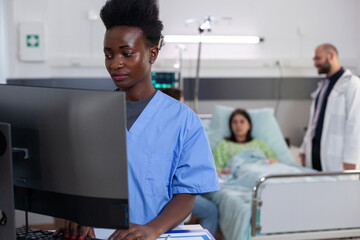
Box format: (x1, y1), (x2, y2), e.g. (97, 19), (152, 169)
(100, 0), (164, 48)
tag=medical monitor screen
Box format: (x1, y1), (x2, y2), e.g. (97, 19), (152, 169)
(0, 84), (129, 229)
(151, 72), (176, 89)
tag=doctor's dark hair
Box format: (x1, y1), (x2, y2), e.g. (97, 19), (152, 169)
(100, 0), (164, 49)
(227, 108), (253, 143)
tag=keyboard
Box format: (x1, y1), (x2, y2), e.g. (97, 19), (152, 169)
(16, 227), (101, 240)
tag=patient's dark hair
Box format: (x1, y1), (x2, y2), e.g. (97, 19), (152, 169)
(100, 0), (164, 49)
(160, 88), (183, 101)
(227, 108), (253, 143)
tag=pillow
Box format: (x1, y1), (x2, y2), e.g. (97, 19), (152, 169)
(204, 105), (295, 165)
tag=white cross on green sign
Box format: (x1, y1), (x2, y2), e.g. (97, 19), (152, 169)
(26, 34), (39, 47)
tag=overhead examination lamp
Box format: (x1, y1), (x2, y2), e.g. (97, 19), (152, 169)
(166, 16), (264, 113)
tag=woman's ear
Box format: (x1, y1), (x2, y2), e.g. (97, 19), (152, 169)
(149, 46), (159, 64)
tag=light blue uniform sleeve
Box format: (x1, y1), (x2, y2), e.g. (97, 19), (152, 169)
(171, 115), (220, 194)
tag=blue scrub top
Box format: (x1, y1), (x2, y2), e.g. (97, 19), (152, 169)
(126, 91), (220, 224)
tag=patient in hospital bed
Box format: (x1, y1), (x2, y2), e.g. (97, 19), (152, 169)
(211, 108), (308, 188)
(213, 108), (278, 175)
(205, 106), (312, 240)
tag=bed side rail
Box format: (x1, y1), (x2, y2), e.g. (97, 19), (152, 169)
(251, 170), (360, 237)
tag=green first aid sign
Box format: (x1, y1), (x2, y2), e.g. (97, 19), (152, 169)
(26, 34), (39, 47)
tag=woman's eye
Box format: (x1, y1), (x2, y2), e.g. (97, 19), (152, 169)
(123, 51), (134, 58)
(104, 53), (112, 59)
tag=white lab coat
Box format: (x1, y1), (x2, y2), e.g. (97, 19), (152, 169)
(300, 69), (360, 171)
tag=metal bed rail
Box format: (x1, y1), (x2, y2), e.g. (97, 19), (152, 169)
(251, 170), (360, 237)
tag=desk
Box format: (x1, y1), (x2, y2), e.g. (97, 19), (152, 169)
(94, 224), (214, 240)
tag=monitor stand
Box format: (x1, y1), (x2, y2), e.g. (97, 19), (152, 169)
(0, 123), (16, 240)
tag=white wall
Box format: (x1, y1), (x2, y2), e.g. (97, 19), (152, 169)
(357, 1), (360, 74)
(160, 0), (358, 65)
(0, 0), (11, 83)
(5, 0), (360, 78)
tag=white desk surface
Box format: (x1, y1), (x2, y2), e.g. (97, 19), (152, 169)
(94, 224), (204, 239)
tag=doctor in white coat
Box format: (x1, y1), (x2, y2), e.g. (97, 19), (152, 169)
(300, 43), (360, 171)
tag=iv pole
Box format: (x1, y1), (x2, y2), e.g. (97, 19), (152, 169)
(193, 17), (212, 113)
(193, 31), (203, 113)
(188, 16), (231, 113)
(176, 44), (186, 91)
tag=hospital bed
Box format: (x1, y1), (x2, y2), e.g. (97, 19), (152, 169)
(202, 105), (360, 240)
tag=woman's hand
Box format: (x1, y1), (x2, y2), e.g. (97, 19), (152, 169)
(109, 193), (195, 240)
(267, 158), (277, 164)
(53, 220), (95, 239)
(108, 223), (158, 240)
(217, 168), (231, 175)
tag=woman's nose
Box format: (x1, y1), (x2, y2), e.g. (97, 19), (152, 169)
(111, 56), (124, 69)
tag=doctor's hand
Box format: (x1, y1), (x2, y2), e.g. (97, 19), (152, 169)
(108, 223), (158, 240)
(53, 220), (96, 239)
(299, 153), (306, 166)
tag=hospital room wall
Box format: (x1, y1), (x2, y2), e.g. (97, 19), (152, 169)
(3, 0), (360, 79)
(0, 0), (11, 83)
(357, 1), (360, 73)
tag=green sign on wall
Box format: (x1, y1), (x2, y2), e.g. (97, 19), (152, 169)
(26, 34), (39, 47)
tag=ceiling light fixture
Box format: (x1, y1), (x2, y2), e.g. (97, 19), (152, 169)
(164, 35), (264, 44)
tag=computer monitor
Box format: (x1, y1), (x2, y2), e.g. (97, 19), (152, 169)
(0, 123), (16, 239)
(0, 84), (129, 229)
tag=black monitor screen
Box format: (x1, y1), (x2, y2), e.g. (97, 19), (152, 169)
(0, 84), (129, 229)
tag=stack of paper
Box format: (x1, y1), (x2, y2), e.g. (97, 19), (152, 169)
(157, 229), (215, 240)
